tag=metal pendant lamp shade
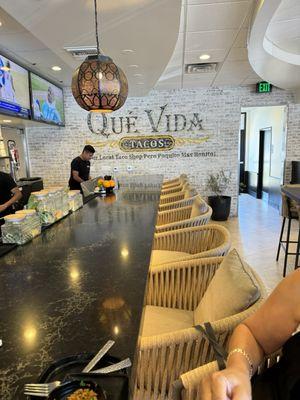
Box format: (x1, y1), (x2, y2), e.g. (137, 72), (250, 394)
(71, 0), (128, 113)
(72, 55), (128, 112)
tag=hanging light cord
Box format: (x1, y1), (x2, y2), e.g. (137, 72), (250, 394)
(94, 0), (101, 56)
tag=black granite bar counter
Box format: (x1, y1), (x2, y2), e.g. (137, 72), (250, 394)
(0, 175), (163, 399)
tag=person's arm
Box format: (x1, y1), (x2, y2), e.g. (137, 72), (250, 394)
(0, 186), (22, 214)
(201, 269), (300, 400)
(72, 170), (84, 184)
(70, 158), (84, 184)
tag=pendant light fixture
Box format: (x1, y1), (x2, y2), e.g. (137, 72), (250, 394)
(71, 0), (128, 113)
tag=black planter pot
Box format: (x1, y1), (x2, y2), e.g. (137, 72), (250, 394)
(208, 196), (231, 221)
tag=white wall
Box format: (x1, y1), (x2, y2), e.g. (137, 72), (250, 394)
(243, 105), (286, 180)
(25, 85), (298, 216)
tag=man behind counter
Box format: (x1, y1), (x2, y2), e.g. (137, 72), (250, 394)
(69, 145), (96, 191)
(0, 171), (22, 218)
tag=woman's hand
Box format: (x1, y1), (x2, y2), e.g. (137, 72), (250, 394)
(200, 367), (252, 400)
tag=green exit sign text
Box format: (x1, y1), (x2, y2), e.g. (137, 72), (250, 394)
(256, 81), (272, 93)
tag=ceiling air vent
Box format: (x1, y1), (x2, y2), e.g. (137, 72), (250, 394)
(64, 46), (97, 60)
(185, 62), (218, 74)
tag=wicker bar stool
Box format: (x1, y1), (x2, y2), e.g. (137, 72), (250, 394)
(160, 183), (193, 205)
(161, 180), (188, 196)
(156, 196), (212, 232)
(159, 188), (198, 211)
(132, 250), (267, 400)
(276, 185), (300, 276)
(150, 224), (231, 267)
(162, 174), (188, 189)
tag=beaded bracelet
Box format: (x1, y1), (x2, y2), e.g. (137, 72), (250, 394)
(227, 348), (254, 378)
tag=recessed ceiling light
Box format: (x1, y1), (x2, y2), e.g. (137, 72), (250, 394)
(128, 64), (139, 68)
(199, 54), (211, 60)
(122, 49), (134, 54)
(134, 73), (143, 77)
(0, 21), (2, 27)
(3, 119), (12, 123)
(52, 66), (62, 71)
(137, 82), (144, 85)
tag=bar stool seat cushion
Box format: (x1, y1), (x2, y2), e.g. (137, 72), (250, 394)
(194, 249), (261, 325)
(142, 305), (194, 337)
(150, 250), (190, 265)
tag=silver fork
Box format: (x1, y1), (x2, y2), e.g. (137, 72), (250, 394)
(24, 340), (115, 397)
(24, 380), (61, 397)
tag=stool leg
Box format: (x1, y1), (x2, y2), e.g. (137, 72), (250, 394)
(276, 217), (286, 261)
(295, 225), (300, 270)
(283, 218), (292, 277)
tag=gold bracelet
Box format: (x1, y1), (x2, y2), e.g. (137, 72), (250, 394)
(227, 348), (254, 378)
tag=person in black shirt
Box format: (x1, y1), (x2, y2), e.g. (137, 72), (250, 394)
(0, 171), (22, 218)
(69, 145), (96, 191)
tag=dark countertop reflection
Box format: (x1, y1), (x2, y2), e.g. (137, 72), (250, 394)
(0, 175), (163, 399)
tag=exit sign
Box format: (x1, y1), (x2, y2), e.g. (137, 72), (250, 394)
(256, 81), (272, 93)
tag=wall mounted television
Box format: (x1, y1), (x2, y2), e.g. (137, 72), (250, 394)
(30, 72), (65, 126)
(0, 54), (31, 118)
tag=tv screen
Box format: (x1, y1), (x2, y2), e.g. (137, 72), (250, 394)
(0, 54), (31, 118)
(30, 73), (65, 126)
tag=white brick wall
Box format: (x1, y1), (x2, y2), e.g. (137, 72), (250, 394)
(285, 103), (300, 182)
(26, 85), (297, 216)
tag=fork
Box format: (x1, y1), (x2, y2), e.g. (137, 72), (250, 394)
(24, 358), (131, 397)
(24, 340), (115, 397)
(24, 380), (61, 397)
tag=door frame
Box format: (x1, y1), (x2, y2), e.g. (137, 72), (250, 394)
(257, 127), (272, 199)
(239, 112), (247, 192)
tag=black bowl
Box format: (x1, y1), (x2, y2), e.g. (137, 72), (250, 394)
(48, 380), (106, 400)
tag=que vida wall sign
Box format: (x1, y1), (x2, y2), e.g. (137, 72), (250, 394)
(87, 104), (204, 137)
(87, 104), (210, 153)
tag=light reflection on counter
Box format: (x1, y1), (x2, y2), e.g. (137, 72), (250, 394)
(70, 268), (80, 281)
(23, 326), (37, 343)
(113, 325), (120, 335)
(121, 247), (129, 259)
(100, 297), (131, 337)
(22, 318), (38, 350)
(68, 259), (81, 286)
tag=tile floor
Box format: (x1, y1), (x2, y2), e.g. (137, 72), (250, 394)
(218, 194), (299, 294)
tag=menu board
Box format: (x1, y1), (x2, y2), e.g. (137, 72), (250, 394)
(0, 54), (31, 118)
(30, 72), (65, 126)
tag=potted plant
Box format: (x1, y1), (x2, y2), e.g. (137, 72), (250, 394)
(206, 170), (231, 221)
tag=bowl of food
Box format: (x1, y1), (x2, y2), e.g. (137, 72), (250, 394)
(48, 380), (105, 400)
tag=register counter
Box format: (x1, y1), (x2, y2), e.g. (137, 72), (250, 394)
(0, 175), (163, 399)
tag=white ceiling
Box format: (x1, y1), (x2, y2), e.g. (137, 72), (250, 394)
(155, 0), (262, 90)
(0, 0), (299, 97)
(266, 0), (300, 56)
(0, 0), (181, 96)
(248, 0), (300, 90)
